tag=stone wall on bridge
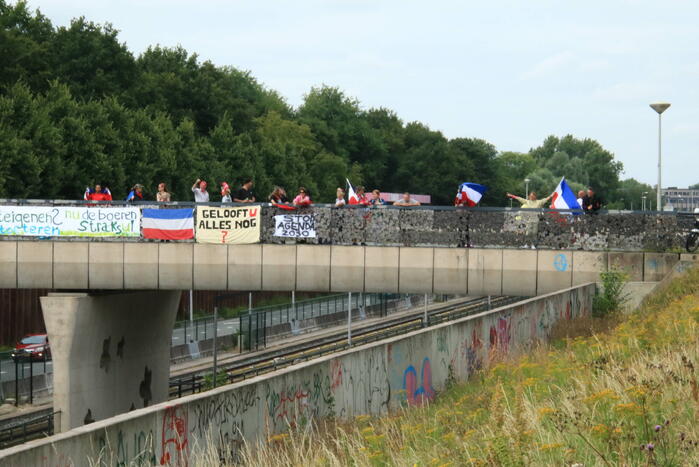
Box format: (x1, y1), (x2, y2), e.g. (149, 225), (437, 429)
(0, 202), (693, 252)
(261, 207), (690, 251)
(0, 283), (594, 466)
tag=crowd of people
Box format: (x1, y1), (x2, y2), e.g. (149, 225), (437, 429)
(84, 179), (424, 208)
(84, 178), (603, 211)
(506, 187), (603, 213)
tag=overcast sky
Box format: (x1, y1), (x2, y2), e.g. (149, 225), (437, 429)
(28, 0), (699, 188)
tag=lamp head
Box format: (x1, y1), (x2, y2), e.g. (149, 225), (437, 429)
(650, 103), (671, 114)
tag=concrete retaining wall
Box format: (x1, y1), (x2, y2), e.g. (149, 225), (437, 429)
(0, 283), (594, 466)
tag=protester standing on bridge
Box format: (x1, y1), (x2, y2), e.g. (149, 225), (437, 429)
(293, 187), (312, 206)
(125, 184), (144, 202)
(234, 178), (255, 203)
(268, 186), (289, 204)
(84, 184), (112, 201)
(582, 187), (603, 213)
(351, 186), (369, 206)
(369, 189), (387, 206)
(221, 182), (232, 203)
(394, 192), (421, 207)
(335, 187), (346, 207)
(191, 179), (209, 202)
(156, 182), (171, 202)
(506, 191), (554, 247)
(506, 191), (553, 208)
(576, 190), (585, 208)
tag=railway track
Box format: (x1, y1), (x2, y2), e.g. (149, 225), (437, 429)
(0, 294), (523, 449)
(168, 294), (521, 397)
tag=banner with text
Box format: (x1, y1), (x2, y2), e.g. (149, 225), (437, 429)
(195, 206), (260, 244)
(274, 214), (316, 238)
(0, 206), (140, 237)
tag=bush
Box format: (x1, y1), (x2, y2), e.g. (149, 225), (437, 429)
(592, 268), (629, 318)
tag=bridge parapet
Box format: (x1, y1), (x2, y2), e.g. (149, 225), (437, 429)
(0, 200), (694, 251)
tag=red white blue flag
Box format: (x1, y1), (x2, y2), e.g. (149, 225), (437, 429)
(455, 183), (488, 207)
(142, 208), (194, 240)
(550, 178), (581, 212)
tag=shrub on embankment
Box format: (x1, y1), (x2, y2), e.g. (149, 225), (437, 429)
(234, 266), (699, 466)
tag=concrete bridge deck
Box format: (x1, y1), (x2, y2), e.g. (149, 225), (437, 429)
(0, 241), (686, 295)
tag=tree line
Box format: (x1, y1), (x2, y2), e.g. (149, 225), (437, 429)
(0, 1), (663, 207)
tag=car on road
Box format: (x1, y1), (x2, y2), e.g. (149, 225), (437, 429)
(11, 334), (51, 362)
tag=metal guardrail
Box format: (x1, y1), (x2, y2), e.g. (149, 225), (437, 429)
(0, 409), (57, 449)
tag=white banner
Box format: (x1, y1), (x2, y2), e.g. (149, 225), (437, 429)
(0, 206), (140, 237)
(274, 214), (316, 238)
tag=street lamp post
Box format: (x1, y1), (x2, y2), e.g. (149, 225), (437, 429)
(642, 195), (647, 211)
(524, 178), (530, 197)
(650, 102), (671, 211)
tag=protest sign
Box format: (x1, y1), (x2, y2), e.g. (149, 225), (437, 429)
(0, 206), (140, 237)
(195, 206), (260, 244)
(274, 214), (316, 238)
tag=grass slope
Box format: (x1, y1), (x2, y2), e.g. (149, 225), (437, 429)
(241, 266), (699, 467)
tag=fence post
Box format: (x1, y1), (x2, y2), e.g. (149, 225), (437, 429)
(212, 307), (218, 388)
(423, 293), (428, 327)
(189, 289), (194, 323)
(14, 358), (18, 406)
(488, 295), (492, 310)
(347, 292), (352, 346)
(29, 357), (34, 405)
(248, 292), (252, 314)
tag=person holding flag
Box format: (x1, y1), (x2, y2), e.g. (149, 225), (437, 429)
(125, 184), (144, 202)
(506, 190), (553, 209)
(84, 184), (112, 202)
(550, 178), (583, 212)
(346, 179), (369, 206)
(506, 187), (555, 247)
(454, 182), (488, 207)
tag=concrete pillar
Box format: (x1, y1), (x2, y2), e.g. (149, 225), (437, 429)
(40, 290), (181, 433)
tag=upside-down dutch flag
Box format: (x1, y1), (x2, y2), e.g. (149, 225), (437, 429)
(455, 183), (488, 207)
(346, 178), (361, 205)
(142, 209), (194, 240)
(550, 177), (581, 213)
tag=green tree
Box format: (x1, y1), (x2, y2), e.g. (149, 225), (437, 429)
(0, 0), (55, 92)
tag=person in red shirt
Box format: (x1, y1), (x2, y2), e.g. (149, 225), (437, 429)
(84, 184), (112, 201)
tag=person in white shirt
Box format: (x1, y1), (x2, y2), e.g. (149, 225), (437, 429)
(191, 179), (210, 202)
(221, 182), (232, 203)
(335, 187), (346, 207)
(393, 192), (420, 207)
(577, 190), (585, 208)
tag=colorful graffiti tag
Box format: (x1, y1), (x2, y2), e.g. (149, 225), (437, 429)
(403, 357), (436, 406)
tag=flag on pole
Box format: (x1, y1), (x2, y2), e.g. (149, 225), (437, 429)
(550, 177), (581, 212)
(455, 183), (489, 207)
(142, 208), (194, 240)
(347, 178), (361, 205)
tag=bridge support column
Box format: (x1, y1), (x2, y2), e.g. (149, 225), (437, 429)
(40, 291), (180, 433)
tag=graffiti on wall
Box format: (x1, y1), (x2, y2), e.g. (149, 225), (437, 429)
(189, 386), (259, 462)
(265, 370), (335, 432)
(160, 405), (188, 466)
(403, 357), (435, 406)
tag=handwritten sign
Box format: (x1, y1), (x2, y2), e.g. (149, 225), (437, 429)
(0, 206), (140, 237)
(195, 206), (260, 244)
(274, 214), (316, 238)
